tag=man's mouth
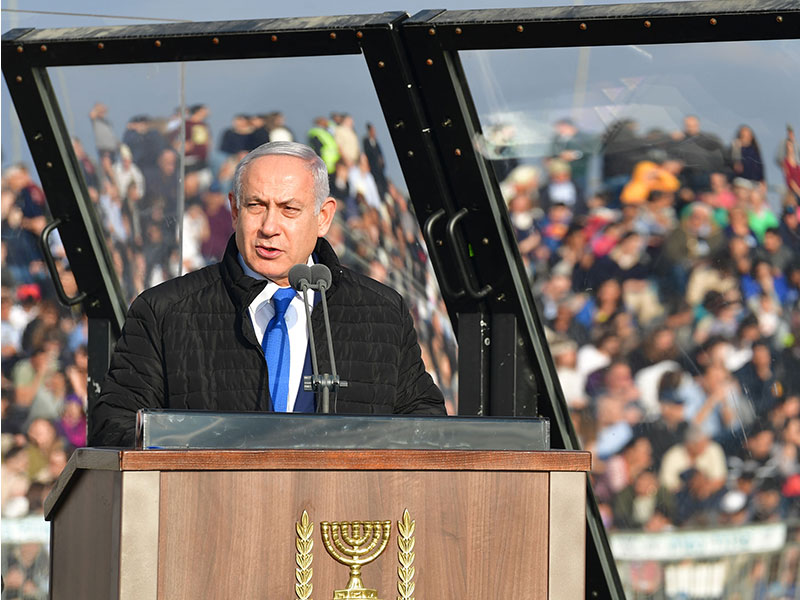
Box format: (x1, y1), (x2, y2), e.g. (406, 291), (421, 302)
(256, 246), (282, 259)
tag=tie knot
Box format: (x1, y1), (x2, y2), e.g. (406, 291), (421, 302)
(272, 287), (295, 317)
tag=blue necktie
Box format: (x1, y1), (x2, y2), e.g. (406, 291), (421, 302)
(262, 287), (295, 412)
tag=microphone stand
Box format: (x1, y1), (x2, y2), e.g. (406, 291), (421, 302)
(291, 263), (347, 414)
(314, 275), (347, 413)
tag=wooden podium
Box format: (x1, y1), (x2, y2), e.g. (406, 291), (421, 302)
(45, 448), (590, 599)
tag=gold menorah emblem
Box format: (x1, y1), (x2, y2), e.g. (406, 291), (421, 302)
(320, 520), (392, 600)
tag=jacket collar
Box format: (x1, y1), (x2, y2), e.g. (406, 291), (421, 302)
(313, 237), (343, 295)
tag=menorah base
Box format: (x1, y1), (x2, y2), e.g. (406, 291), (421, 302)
(332, 589), (381, 600)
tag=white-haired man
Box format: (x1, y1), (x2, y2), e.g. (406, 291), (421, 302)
(90, 141), (444, 446)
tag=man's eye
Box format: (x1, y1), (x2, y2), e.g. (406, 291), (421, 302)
(247, 203), (266, 213)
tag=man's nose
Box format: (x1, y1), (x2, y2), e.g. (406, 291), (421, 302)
(260, 208), (280, 235)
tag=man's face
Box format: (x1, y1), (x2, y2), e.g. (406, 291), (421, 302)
(230, 155), (335, 286)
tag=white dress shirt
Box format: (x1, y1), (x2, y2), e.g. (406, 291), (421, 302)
(238, 254), (313, 412)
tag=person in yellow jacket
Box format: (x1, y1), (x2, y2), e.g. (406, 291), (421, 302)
(307, 117), (340, 174)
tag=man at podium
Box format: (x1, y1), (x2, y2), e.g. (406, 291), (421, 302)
(89, 141), (445, 446)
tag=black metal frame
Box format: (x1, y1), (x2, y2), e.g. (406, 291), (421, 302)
(3, 2), (798, 597)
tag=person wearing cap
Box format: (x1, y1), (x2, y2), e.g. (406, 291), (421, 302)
(90, 141), (445, 446)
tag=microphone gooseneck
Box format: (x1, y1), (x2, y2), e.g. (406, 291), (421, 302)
(310, 264), (337, 380)
(288, 264), (319, 377)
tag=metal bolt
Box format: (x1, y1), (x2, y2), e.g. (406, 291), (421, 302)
(579, 23), (587, 31)
(90, 300), (100, 308)
(378, 60), (385, 68)
(497, 293), (506, 301)
(425, 58), (433, 66)
(97, 42), (104, 49)
(428, 28), (436, 36)
(271, 35), (278, 42)
(33, 132), (43, 141)
(644, 20), (652, 28)
(46, 161), (53, 168)
(212, 37), (219, 45)
(15, 75), (22, 83)
(155, 40), (162, 47)
(407, 150), (414, 158)
(442, 118), (452, 127)
(76, 247), (83, 253)
(776, 15), (783, 23)
(482, 237), (489, 245)
(394, 120), (405, 129)
(709, 17), (717, 25)
(16, 46), (23, 53)
(484, 338), (491, 346)
(455, 27), (462, 35)
(454, 148), (462, 156)
(516, 25), (524, 33)
(329, 32), (337, 40)
(40, 45), (47, 52)
(436, 239), (443, 246)
(356, 31), (363, 38)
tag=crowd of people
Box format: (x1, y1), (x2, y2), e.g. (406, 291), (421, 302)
(501, 114), (800, 536)
(1, 97), (799, 596)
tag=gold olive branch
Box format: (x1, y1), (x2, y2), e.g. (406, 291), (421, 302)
(397, 509), (416, 600)
(295, 510), (314, 600)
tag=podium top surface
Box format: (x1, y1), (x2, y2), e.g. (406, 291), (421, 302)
(45, 447), (591, 519)
(136, 410), (551, 451)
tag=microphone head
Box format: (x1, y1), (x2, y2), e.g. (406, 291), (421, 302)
(288, 264), (313, 291)
(310, 264), (333, 290)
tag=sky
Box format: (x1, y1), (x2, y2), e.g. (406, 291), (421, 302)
(2, 0), (798, 195)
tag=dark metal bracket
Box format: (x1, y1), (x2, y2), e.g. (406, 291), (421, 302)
(39, 218), (87, 307)
(422, 209), (465, 300)
(445, 208), (492, 300)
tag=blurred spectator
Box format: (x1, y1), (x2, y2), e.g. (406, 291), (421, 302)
(266, 111), (294, 143)
(660, 425), (727, 496)
(601, 118), (642, 205)
(219, 114), (253, 156)
(363, 122), (388, 199)
(670, 115), (728, 192)
(89, 102), (119, 181)
(307, 116), (340, 175)
(779, 125), (800, 203)
(549, 117), (595, 195)
(184, 104), (212, 173)
(334, 113), (360, 167)
(348, 153), (382, 210)
(730, 125), (765, 185)
(122, 115), (166, 170)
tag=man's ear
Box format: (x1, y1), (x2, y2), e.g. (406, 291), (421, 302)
(317, 196), (337, 237)
(229, 192), (239, 225)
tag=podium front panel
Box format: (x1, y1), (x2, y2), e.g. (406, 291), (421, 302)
(46, 449), (589, 599)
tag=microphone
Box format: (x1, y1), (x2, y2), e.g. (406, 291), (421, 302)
(310, 264), (332, 291)
(288, 263), (346, 414)
(288, 264), (312, 292)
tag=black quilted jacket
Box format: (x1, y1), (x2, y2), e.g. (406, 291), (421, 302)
(89, 235), (445, 446)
